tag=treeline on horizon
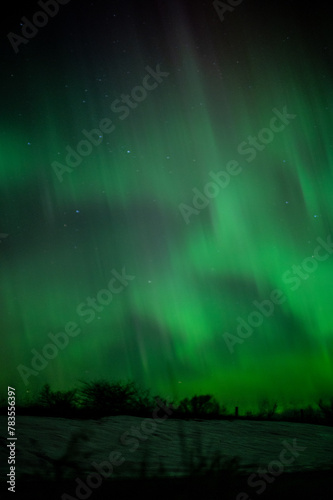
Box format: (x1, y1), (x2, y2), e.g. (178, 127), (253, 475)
(1, 379), (333, 426)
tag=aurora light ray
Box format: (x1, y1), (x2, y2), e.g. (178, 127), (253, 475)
(1, 0), (333, 411)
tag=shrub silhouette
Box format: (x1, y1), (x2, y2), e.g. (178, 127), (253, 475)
(78, 379), (156, 415)
(3, 378), (332, 426)
(37, 384), (78, 414)
(257, 398), (278, 419)
(176, 395), (220, 418)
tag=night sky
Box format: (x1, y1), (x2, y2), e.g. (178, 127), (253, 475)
(1, 0), (333, 411)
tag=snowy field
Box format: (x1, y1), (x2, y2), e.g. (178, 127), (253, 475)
(1, 415), (333, 482)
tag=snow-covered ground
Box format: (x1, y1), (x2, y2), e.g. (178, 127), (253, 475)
(1, 415), (333, 483)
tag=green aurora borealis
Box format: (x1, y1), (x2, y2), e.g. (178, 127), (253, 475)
(1, 0), (333, 411)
